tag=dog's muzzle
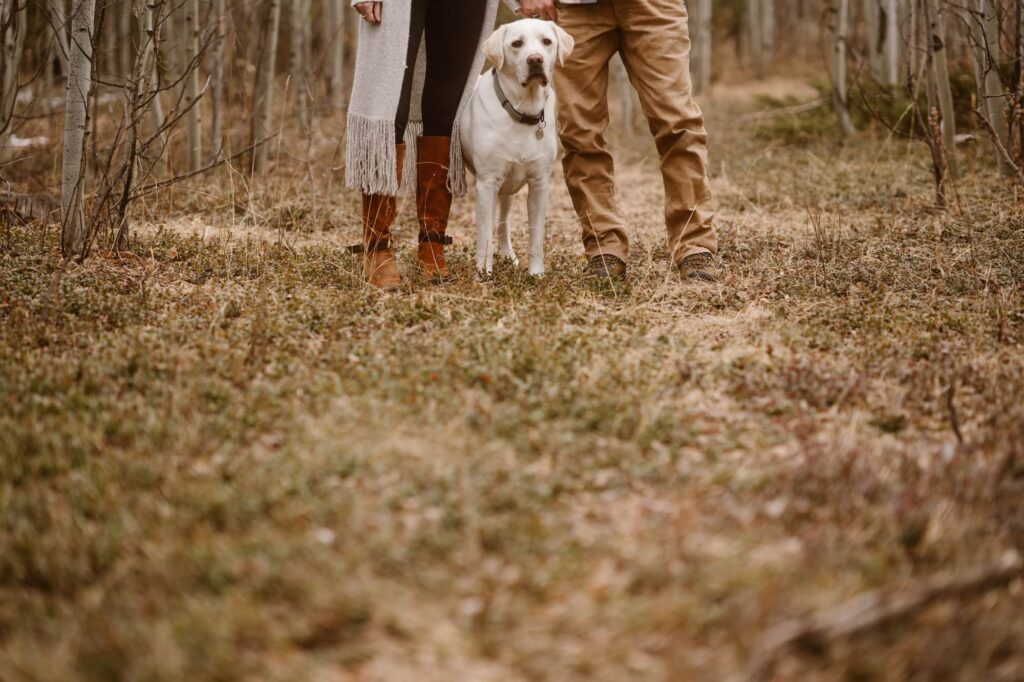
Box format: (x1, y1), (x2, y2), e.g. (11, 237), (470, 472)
(526, 66), (548, 86)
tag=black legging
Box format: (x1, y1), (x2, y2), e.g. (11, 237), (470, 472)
(395, 0), (488, 141)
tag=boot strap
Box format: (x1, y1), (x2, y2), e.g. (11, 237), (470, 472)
(418, 233), (453, 245)
(365, 238), (392, 252)
(347, 239), (392, 254)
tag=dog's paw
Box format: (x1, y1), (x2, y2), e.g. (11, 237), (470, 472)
(499, 252), (520, 267)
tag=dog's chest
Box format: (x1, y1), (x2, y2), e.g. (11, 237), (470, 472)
(495, 123), (555, 169)
(499, 141), (552, 192)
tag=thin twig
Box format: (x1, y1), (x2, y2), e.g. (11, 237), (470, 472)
(976, 107), (1024, 188)
(129, 136), (274, 200)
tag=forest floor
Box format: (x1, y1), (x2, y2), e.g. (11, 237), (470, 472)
(3, 78), (1024, 682)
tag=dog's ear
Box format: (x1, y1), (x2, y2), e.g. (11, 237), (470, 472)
(482, 26), (506, 70)
(552, 24), (575, 66)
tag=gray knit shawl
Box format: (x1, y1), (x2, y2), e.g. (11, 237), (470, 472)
(345, 0), (502, 197)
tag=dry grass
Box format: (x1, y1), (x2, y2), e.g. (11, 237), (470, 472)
(2, 79), (1024, 682)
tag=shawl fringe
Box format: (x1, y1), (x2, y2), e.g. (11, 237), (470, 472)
(401, 121), (422, 195)
(345, 115), (399, 196)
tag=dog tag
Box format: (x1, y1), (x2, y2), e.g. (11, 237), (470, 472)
(535, 126), (545, 140)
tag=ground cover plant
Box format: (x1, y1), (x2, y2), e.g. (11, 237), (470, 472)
(2, 78), (1024, 681)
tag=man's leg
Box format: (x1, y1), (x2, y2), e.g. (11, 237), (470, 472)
(553, 3), (628, 267)
(615, 0), (717, 265)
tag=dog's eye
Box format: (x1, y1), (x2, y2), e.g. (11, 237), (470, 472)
(542, 38), (553, 46)
(511, 40), (523, 48)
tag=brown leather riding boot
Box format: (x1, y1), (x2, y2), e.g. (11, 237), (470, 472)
(415, 136), (454, 282)
(362, 144), (405, 291)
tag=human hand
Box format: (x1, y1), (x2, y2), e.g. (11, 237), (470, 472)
(354, 1), (382, 23)
(518, 0), (557, 22)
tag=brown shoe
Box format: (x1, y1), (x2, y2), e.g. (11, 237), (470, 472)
(587, 254), (627, 279)
(416, 136), (453, 283)
(678, 252), (716, 282)
(361, 144), (405, 291)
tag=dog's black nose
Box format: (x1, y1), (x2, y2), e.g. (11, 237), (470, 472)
(527, 54), (544, 66)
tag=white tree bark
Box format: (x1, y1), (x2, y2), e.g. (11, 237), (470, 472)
(905, 0), (920, 84)
(210, 0), (226, 160)
(883, 0), (900, 86)
(923, 0), (958, 177)
(290, 0), (311, 128)
(119, 0), (133, 79)
(866, 0), (883, 79)
(343, 3), (357, 98)
(748, 0), (765, 77)
(61, 0), (97, 258)
(1, 0), (28, 152)
(137, 0), (167, 176)
(971, 0), (1010, 174)
(325, 0), (346, 109)
(832, 0), (856, 135)
(761, 0), (775, 61)
(252, 0), (281, 174)
(162, 1), (180, 84)
(183, 0), (202, 171)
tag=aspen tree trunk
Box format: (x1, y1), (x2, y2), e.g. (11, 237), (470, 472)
(866, 0), (883, 79)
(923, 0), (958, 177)
(778, 0), (797, 57)
(748, 0), (765, 77)
(972, 0), (1011, 174)
(832, 0), (856, 135)
(290, 0), (311, 128)
(252, 0), (282, 174)
(162, 1), (180, 82)
(921, 0), (946, 205)
(183, 0), (202, 171)
(140, 0), (169, 175)
(137, 0), (167, 175)
(210, 0), (226, 160)
(905, 0), (919, 84)
(119, 0), (133, 79)
(61, 0), (97, 259)
(1016, 0), (1023, 160)
(325, 0), (346, 109)
(883, 0), (900, 86)
(761, 0), (775, 61)
(343, 5), (357, 98)
(697, 0), (713, 93)
(1, 0), (28, 152)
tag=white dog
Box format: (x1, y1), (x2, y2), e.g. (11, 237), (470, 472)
(460, 19), (574, 276)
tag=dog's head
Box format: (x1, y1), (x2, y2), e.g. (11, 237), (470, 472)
(483, 19), (575, 88)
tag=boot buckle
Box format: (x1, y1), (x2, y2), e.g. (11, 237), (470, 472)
(417, 234), (453, 246)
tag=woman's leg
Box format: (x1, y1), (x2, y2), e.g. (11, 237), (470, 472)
(422, 0), (489, 135)
(414, 0), (488, 281)
(394, 0), (428, 141)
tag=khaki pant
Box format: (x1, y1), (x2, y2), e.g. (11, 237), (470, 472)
(554, 0), (717, 265)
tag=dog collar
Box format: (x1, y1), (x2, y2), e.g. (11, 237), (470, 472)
(491, 69), (546, 126)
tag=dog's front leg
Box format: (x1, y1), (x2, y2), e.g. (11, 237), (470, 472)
(496, 194), (518, 266)
(475, 180), (499, 274)
(526, 180), (550, 276)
